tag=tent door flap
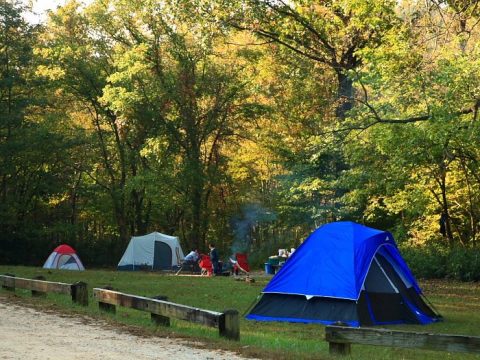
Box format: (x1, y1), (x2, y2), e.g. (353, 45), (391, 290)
(153, 241), (172, 270)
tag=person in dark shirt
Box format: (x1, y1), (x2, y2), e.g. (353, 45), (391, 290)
(209, 243), (219, 275)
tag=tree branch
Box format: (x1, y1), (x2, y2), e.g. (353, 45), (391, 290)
(229, 22), (331, 64)
(261, 0), (337, 56)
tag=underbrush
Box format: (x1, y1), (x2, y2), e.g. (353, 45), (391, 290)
(401, 245), (480, 281)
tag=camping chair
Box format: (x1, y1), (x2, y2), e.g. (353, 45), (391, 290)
(199, 254), (213, 276)
(233, 253), (250, 275)
(175, 258), (201, 275)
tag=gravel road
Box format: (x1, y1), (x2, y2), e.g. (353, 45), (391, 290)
(0, 301), (254, 360)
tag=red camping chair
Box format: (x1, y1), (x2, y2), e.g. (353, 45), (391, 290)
(199, 254), (213, 276)
(233, 253), (250, 275)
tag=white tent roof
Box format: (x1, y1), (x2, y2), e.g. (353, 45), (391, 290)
(117, 232), (184, 269)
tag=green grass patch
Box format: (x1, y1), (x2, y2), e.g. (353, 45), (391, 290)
(1, 266), (480, 359)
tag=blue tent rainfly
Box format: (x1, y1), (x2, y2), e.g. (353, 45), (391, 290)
(246, 221), (442, 327)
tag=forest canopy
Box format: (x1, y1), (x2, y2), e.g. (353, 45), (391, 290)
(1, 0), (480, 271)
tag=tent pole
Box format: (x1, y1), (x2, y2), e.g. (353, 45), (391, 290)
(242, 294), (261, 316)
(421, 294), (443, 319)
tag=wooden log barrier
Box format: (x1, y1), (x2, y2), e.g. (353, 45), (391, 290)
(2, 273), (15, 291)
(32, 276), (47, 297)
(0, 275), (88, 306)
(99, 301), (116, 314)
(93, 288), (240, 341)
(151, 312), (171, 326)
(325, 325), (480, 355)
(151, 295), (170, 326)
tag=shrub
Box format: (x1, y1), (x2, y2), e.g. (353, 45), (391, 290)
(401, 244), (480, 281)
(446, 247), (480, 281)
(400, 245), (448, 279)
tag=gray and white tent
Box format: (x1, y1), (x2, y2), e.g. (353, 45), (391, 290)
(117, 232), (185, 270)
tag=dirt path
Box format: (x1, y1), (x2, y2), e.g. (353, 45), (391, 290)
(0, 302), (254, 360)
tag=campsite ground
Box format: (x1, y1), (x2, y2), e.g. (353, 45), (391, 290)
(1, 266), (480, 359)
(0, 299), (255, 360)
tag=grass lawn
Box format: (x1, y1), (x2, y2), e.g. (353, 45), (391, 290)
(1, 266), (480, 359)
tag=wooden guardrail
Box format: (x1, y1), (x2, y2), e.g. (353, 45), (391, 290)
(0, 274), (88, 306)
(325, 325), (480, 355)
(93, 288), (240, 341)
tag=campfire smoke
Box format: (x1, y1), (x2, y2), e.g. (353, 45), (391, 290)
(230, 203), (276, 255)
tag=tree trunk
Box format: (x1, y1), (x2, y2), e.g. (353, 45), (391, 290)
(116, 213), (129, 256)
(132, 188), (148, 235)
(439, 168), (454, 247)
(336, 71), (354, 119)
(187, 146), (203, 251)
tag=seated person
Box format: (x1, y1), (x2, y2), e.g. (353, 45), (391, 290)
(184, 249), (199, 262)
(183, 250), (200, 273)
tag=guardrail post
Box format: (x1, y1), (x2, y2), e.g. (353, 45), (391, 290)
(151, 295), (170, 326)
(219, 309), (240, 341)
(97, 286), (116, 314)
(99, 301), (116, 314)
(2, 273), (15, 291)
(32, 276), (47, 297)
(151, 313), (171, 326)
(71, 281), (88, 306)
(326, 325), (351, 355)
(329, 341), (351, 356)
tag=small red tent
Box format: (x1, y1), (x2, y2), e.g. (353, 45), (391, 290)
(43, 244), (85, 270)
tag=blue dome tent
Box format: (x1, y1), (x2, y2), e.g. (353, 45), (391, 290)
(247, 221), (441, 327)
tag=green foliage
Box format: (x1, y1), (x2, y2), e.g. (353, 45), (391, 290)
(446, 247), (480, 281)
(4, 0), (480, 277)
(0, 1), (91, 264)
(401, 246), (448, 279)
(401, 245), (480, 281)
